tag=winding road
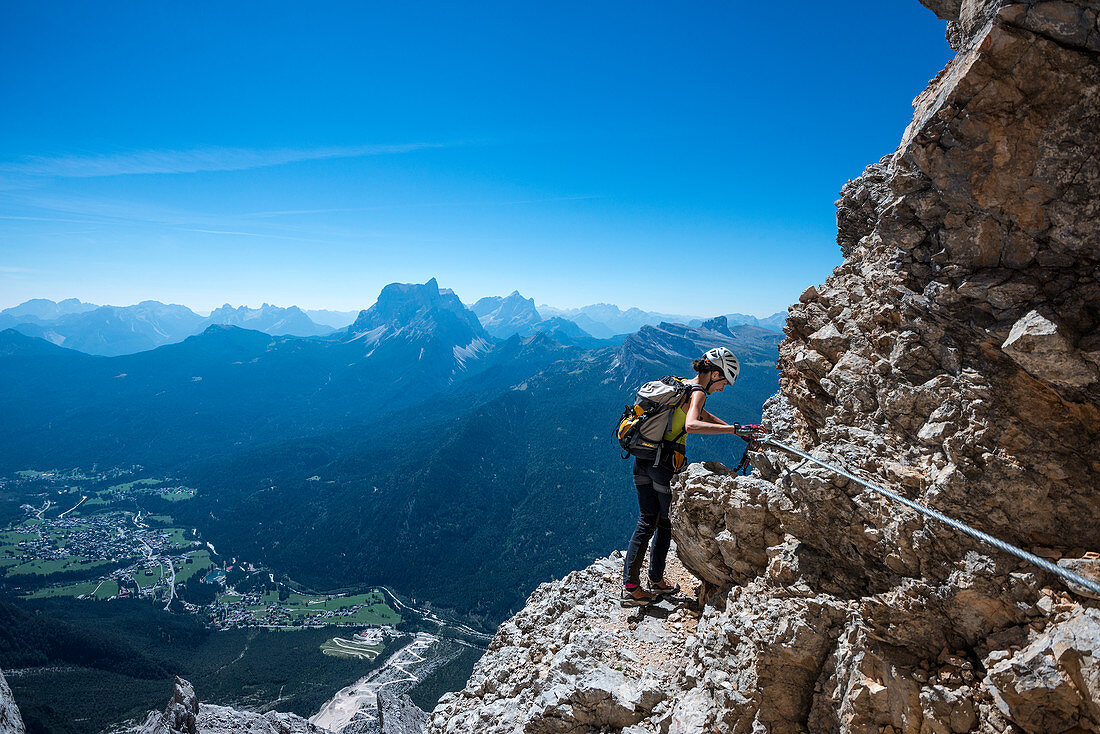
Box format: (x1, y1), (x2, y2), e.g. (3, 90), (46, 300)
(309, 632), (438, 732)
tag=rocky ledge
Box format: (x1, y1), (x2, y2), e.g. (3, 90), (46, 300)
(428, 0), (1100, 732)
(428, 551), (702, 733)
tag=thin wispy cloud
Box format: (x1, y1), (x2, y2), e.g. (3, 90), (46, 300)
(241, 195), (605, 218)
(0, 143), (444, 179)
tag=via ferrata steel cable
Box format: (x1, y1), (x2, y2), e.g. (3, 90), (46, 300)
(757, 435), (1100, 598)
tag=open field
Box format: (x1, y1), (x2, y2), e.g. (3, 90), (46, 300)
(107, 478), (163, 492)
(93, 579), (120, 599)
(25, 580), (99, 598)
(7, 557), (111, 576)
(176, 550), (213, 583)
(134, 568), (163, 588)
(151, 489), (196, 501)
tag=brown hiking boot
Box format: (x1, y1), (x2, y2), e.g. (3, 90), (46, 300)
(620, 585), (657, 607)
(648, 578), (680, 595)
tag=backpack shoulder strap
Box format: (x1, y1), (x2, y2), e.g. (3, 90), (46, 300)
(681, 382), (706, 404)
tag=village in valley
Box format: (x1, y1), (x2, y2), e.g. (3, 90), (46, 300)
(0, 467), (404, 657)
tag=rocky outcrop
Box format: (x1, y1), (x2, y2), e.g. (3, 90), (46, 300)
(428, 553), (699, 733)
(378, 691), (430, 734)
(134, 677), (326, 734)
(0, 669), (26, 734)
(428, 0), (1100, 732)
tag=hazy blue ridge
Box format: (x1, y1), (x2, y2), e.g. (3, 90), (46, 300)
(0, 297), (99, 321)
(0, 298), (339, 356)
(473, 291), (615, 347)
(202, 303), (333, 337)
(306, 308), (362, 329)
(688, 311), (787, 333)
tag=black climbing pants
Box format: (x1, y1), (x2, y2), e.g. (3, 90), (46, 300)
(622, 458), (674, 587)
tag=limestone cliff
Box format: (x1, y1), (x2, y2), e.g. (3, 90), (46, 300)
(428, 1), (1100, 732)
(0, 669), (26, 734)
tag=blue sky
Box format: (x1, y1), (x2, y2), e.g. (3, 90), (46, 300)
(0, 2), (952, 317)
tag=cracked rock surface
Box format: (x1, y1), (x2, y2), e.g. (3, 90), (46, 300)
(428, 0), (1100, 732)
(428, 553), (701, 734)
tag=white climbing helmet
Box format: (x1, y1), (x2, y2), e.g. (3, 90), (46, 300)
(703, 346), (740, 384)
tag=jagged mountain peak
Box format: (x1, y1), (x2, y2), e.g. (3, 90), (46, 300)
(700, 315), (732, 336)
(203, 303), (328, 337)
(472, 291), (542, 339)
(344, 280), (492, 382)
(349, 279), (486, 339)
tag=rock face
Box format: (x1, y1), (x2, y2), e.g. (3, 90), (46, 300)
(133, 676), (326, 734)
(378, 691), (430, 734)
(427, 553), (700, 734)
(428, 1), (1100, 732)
(0, 669), (26, 734)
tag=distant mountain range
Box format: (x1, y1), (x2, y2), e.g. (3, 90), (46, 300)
(2, 297), (98, 320)
(538, 302), (786, 338)
(304, 308), (360, 329)
(470, 291), (612, 347)
(206, 303), (332, 337)
(0, 299), (338, 356)
(0, 279), (784, 621)
(0, 294), (783, 357)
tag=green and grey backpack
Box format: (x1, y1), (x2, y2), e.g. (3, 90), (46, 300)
(616, 376), (703, 471)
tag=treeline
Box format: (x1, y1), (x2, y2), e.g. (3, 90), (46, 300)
(4, 557), (138, 586)
(0, 600), (169, 678)
(176, 573), (219, 605)
(1, 596), (396, 733)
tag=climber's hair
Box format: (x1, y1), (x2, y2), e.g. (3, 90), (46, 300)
(692, 358), (718, 374)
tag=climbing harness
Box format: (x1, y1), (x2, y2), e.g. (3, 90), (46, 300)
(744, 433), (1100, 599)
(734, 445), (753, 475)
